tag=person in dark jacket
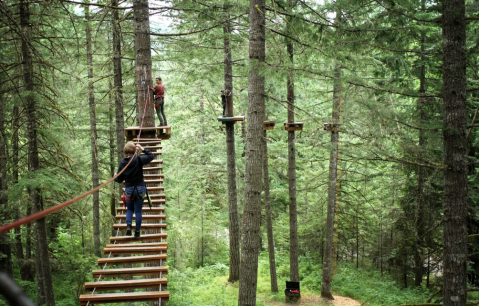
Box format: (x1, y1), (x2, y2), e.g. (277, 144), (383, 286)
(114, 142), (154, 238)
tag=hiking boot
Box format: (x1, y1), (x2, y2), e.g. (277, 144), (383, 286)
(126, 224), (132, 236)
(134, 231), (141, 239)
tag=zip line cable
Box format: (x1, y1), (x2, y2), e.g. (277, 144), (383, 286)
(0, 84), (152, 235)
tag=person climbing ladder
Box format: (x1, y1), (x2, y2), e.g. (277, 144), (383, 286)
(152, 77), (167, 126)
(114, 142), (154, 238)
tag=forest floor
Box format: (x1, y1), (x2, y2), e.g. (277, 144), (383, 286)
(266, 294), (361, 306)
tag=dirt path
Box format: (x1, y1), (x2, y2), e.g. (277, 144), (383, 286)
(267, 295), (361, 306)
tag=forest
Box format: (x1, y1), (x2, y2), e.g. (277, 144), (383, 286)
(0, 0), (476, 305)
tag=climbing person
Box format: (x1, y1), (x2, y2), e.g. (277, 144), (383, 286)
(151, 77), (167, 126)
(221, 89), (231, 117)
(114, 142), (154, 238)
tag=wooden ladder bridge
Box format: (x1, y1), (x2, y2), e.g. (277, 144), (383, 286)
(80, 127), (172, 305)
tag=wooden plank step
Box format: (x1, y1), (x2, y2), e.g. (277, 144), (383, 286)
(145, 179), (163, 184)
(105, 242), (167, 248)
(143, 166), (162, 172)
(103, 246), (167, 255)
(115, 215), (166, 221)
(113, 224), (167, 230)
(148, 194), (165, 198)
(152, 152), (162, 156)
(117, 199), (165, 205)
(110, 233), (167, 243)
(85, 278), (167, 291)
(98, 254), (167, 266)
(92, 266), (168, 278)
(144, 145), (162, 150)
(149, 159), (163, 164)
(144, 174), (164, 179)
(122, 186), (164, 192)
(79, 291), (169, 305)
(117, 207), (165, 213)
(135, 139), (162, 145)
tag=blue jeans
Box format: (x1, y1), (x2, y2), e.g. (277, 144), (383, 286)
(125, 186), (146, 232)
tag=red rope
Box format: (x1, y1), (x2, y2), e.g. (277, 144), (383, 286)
(0, 83), (153, 235)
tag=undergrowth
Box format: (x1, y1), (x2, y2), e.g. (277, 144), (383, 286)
(165, 252), (433, 306)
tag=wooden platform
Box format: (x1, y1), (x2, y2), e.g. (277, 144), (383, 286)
(323, 122), (342, 132)
(125, 126), (172, 141)
(284, 122), (304, 131)
(264, 120), (276, 130)
(217, 116), (245, 123)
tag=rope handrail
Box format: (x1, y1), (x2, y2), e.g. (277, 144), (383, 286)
(0, 83), (152, 235)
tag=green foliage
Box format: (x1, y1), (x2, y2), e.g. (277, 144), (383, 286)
(333, 265), (431, 305)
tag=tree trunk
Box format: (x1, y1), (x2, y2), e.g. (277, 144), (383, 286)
(13, 103), (33, 281)
(321, 66), (341, 300)
(224, 9), (240, 283)
(133, 0), (155, 127)
(85, 4), (101, 258)
(20, 0), (55, 304)
(0, 81), (13, 277)
(111, 0), (125, 201)
(263, 129), (278, 292)
(442, 1), (468, 306)
(287, 39), (299, 284)
(238, 0), (265, 304)
(414, 21), (427, 287)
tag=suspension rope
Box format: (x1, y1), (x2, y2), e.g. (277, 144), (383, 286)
(0, 83), (152, 235)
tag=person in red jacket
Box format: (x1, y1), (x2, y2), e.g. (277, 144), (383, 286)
(151, 77), (167, 126)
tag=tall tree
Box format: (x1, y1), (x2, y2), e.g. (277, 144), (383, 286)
(286, 1), (299, 284)
(85, 3), (101, 257)
(111, 0), (125, 201)
(224, 5), (240, 283)
(321, 43), (342, 303)
(133, 0), (155, 127)
(263, 128), (278, 292)
(20, 0), (55, 304)
(238, 0), (265, 303)
(442, 0), (468, 305)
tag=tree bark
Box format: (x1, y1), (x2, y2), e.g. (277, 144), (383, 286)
(0, 80), (13, 277)
(133, 0), (155, 127)
(263, 129), (278, 292)
(238, 0), (265, 304)
(321, 66), (341, 300)
(442, 1), (468, 306)
(20, 0), (55, 304)
(224, 8), (240, 283)
(85, 4), (101, 258)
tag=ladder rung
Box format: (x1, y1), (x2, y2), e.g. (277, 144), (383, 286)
(92, 266), (168, 278)
(109, 233), (167, 243)
(79, 291), (169, 305)
(84, 278), (167, 291)
(97, 254), (167, 265)
(103, 246), (167, 255)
